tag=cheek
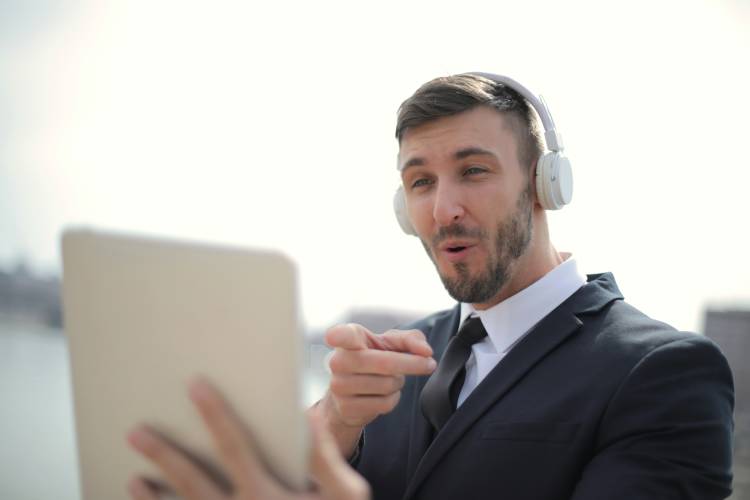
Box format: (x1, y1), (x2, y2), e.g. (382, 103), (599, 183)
(406, 196), (433, 234)
(472, 186), (519, 223)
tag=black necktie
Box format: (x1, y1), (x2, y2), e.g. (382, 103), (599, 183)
(420, 317), (488, 431)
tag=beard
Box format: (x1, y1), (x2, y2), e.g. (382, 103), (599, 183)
(422, 184), (533, 304)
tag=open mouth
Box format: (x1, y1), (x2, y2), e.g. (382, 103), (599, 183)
(438, 243), (475, 263)
(437, 240), (476, 261)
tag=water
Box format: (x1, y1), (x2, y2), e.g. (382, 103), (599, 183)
(0, 325), (80, 500)
(0, 324), (331, 500)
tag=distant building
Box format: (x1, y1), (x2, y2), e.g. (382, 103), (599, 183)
(704, 307), (750, 500)
(0, 263), (62, 328)
(705, 308), (750, 411)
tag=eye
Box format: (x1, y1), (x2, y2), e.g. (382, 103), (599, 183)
(410, 177), (433, 189)
(463, 165), (487, 176)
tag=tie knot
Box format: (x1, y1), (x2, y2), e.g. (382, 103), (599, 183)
(457, 316), (488, 345)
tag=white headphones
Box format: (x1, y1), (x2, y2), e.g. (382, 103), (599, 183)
(393, 72), (573, 236)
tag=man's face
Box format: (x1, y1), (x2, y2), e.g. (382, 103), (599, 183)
(398, 106), (534, 306)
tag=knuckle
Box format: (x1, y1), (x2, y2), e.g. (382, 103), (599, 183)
(409, 329), (427, 340)
(392, 375), (405, 392)
(383, 329), (408, 341)
(328, 376), (347, 395)
(347, 323), (369, 340)
(347, 322), (365, 332)
(380, 391), (401, 413)
(327, 351), (347, 373)
(390, 391), (402, 407)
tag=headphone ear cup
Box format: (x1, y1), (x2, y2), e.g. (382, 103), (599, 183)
(535, 152), (573, 210)
(393, 186), (417, 235)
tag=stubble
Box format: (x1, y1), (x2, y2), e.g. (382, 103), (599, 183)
(423, 184), (533, 304)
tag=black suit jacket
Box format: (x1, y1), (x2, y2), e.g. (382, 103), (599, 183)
(355, 273), (734, 499)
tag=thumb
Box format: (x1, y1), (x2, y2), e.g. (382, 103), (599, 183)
(324, 324), (373, 351)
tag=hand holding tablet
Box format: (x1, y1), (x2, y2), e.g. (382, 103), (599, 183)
(126, 378), (370, 500)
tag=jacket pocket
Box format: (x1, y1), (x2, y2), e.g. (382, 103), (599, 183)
(480, 421), (580, 443)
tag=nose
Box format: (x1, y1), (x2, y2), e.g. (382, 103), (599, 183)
(432, 181), (465, 227)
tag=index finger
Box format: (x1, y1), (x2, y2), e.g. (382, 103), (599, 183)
(188, 378), (277, 496)
(326, 324), (432, 357)
(376, 330), (432, 357)
(330, 349), (436, 376)
(126, 427), (223, 500)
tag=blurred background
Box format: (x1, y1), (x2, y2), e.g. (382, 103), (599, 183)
(1, 0), (749, 498)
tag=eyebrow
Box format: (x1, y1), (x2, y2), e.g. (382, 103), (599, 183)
(400, 146), (498, 172)
(455, 146), (496, 160)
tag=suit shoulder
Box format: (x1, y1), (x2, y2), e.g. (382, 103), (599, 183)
(586, 299), (728, 364)
(595, 299), (683, 343)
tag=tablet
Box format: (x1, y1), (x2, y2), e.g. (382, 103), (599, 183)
(61, 228), (308, 499)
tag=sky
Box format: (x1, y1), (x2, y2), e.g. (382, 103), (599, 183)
(1, 0), (749, 331)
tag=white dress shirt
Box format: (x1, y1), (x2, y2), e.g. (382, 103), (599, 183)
(456, 255), (587, 407)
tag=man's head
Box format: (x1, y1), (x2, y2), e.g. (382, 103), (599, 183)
(396, 74), (545, 175)
(396, 74), (550, 308)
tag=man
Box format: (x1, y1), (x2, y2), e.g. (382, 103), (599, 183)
(317, 73), (734, 499)
(130, 73), (734, 499)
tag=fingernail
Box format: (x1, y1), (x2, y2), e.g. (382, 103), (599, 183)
(427, 358), (437, 370)
(189, 377), (212, 404)
(127, 427), (153, 451)
(323, 350), (335, 374)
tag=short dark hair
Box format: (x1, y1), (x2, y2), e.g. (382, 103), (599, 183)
(395, 74), (545, 171)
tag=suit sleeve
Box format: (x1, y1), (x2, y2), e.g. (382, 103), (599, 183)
(571, 335), (734, 500)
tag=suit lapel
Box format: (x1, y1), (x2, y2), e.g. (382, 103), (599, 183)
(403, 308), (582, 499)
(405, 306), (460, 483)
(402, 274), (623, 500)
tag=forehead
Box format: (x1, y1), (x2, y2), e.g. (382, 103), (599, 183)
(398, 106), (517, 170)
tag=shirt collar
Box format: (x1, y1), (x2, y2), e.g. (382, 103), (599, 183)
(459, 254), (586, 354)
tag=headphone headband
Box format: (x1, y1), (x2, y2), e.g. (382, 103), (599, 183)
(466, 72), (564, 153)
